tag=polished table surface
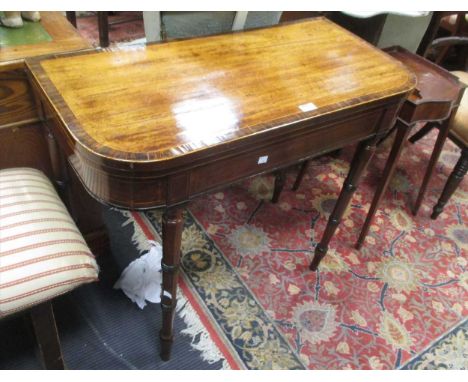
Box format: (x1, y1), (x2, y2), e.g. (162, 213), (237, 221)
(26, 18), (415, 360)
(28, 18), (413, 166)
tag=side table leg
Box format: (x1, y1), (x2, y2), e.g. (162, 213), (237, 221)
(356, 120), (411, 249)
(310, 138), (376, 271)
(431, 148), (467, 219)
(413, 111), (456, 215)
(160, 206), (184, 361)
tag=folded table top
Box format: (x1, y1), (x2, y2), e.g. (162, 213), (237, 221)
(27, 18), (415, 164)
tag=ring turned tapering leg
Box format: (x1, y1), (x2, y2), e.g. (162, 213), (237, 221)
(160, 206), (184, 361)
(310, 139), (376, 271)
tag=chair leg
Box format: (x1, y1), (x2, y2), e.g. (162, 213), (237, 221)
(30, 302), (65, 369)
(311, 138), (377, 271)
(408, 122), (436, 144)
(431, 148), (468, 219)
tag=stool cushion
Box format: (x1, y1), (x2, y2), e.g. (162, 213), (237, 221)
(451, 71), (468, 146)
(0, 168), (99, 318)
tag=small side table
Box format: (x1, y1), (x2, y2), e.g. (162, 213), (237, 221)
(356, 46), (466, 249)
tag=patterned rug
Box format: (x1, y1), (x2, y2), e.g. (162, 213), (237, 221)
(128, 129), (467, 369)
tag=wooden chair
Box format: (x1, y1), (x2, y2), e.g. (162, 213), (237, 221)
(0, 168), (99, 369)
(418, 12), (468, 67)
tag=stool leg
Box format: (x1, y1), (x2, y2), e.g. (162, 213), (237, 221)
(413, 111), (457, 215)
(292, 161), (309, 191)
(160, 206), (184, 361)
(431, 148), (468, 219)
(272, 169), (287, 203)
(356, 120), (411, 249)
(311, 138), (376, 271)
(30, 302), (65, 370)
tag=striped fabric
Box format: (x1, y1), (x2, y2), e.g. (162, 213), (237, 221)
(0, 168), (99, 318)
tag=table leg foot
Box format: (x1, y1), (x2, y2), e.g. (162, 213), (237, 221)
(159, 329), (173, 361)
(310, 245), (327, 271)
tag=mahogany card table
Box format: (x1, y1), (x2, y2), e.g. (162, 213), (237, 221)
(25, 18), (415, 360)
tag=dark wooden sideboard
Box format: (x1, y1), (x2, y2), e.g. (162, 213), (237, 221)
(25, 18), (415, 360)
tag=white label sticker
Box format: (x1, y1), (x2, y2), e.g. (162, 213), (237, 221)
(299, 102), (318, 112)
(258, 155), (268, 164)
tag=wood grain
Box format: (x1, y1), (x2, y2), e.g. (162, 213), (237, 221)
(0, 123), (52, 175)
(28, 18), (415, 163)
(0, 68), (38, 128)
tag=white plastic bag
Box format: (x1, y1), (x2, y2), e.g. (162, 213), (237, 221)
(114, 240), (163, 309)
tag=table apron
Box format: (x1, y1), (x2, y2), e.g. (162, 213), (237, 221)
(188, 108), (383, 197)
(56, 104), (390, 209)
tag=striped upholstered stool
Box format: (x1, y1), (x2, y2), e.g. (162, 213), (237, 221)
(0, 167), (99, 369)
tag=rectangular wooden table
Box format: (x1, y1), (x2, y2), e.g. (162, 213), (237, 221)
(25, 18), (415, 360)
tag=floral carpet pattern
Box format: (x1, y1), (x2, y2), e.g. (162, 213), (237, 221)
(145, 129), (467, 369)
(402, 319), (468, 369)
